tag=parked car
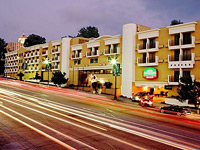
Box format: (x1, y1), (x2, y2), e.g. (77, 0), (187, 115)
(160, 105), (191, 116)
(132, 92), (152, 101)
(139, 98), (153, 107)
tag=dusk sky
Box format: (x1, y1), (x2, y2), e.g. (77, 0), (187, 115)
(0, 0), (200, 43)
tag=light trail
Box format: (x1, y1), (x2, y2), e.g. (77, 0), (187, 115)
(38, 100), (200, 150)
(0, 105), (97, 150)
(0, 92), (106, 131)
(1, 85), (200, 149)
(1, 87), (200, 147)
(0, 109), (76, 150)
(0, 97), (147, 150)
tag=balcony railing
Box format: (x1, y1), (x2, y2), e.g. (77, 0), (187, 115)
(104, 47), (120, 55)
(52, 48), (60, 54)
(168, 36), (195, 50)
(168, 53), (195, 69)
(42, 51), (48, 56)
(168, 75), (195, 85)
(35, 51), (39, 56)
(137, 41), (159, 53)
(86, 50), (99, 57)
(137, 56), (159, 66)
(168, 75), (179, 85)
(52, 65), (60, 70)
(71, 53), (82, 59)
(52, 56), (60, 62)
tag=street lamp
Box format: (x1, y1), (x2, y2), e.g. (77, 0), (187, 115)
(111, 58), (117, 100)
(43, 58), (51, 85)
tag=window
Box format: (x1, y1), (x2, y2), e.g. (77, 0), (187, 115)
(174, 34), (180, 45)
(183, 71), (190, 79)
(183, 33), (191, 45)
(74, 60), (81, 65)
(183, 49), (191, 61)
(142, 53), (146, 63)
(143, 39), (147, 49)
(149, 52), (155, 63)
(108, 45), (111, 52)
(174, 50), (180, 61)
(90, 58), (98, 63)
(174, 71), (180, 82)
(113, 44), (118, 53)
(149, 38), (156, 48)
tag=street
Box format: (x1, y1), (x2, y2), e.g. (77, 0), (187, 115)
(0, 79), (200, 150)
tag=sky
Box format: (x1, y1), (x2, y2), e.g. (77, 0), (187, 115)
(0, 0), (200, 43)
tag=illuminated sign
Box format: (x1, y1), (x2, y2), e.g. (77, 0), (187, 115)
(143, 68), (158, 79)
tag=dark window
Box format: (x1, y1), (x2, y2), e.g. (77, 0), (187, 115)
(183, 33), (191, 45)
(149, 53), (155, 63)
(183, 49), (191, 61)
(113, 44), (118, 53)
(143, 53), (146, 63)
(74, 60), (81, 65)
(174, 50), (180, 61)
(183, 71), (190, 79)
(143, 39), (147, 49)
(174, 34), (180, 45)
(90, 58), (98, 63)
(149, 38), (156, 48)
(174, 71), (180, 82)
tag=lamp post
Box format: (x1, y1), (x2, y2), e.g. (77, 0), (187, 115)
(43, 58), (50, 85)
(111, 59), (117, 100)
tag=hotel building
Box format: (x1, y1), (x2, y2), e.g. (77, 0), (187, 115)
(4, 20), (200, 97)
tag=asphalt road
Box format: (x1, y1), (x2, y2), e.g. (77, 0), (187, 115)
(0, 79), (200, 150)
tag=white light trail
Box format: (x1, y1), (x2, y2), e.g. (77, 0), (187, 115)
(0, 109), (77, 150)
(0, 105), (97, 150)
(0, 97), (147, 150)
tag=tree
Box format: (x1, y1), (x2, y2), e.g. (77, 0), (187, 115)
(77, 26), (100, 38)
(24, 34), (46, 47)
(177, 77), (200, 113)
(51, 72), (68, 87)
(170, 19), (183, 26)
(0, 38), (7, 75)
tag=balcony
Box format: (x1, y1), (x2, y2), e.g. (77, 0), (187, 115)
(30, 53), (35, 57)
(71, 53), (82, 60)
(35, 51), (39, 57)
(168, 36), (195, 50)
(52, 65), (60, 71)
(35, 59), (39, 64)
(168, 53), (195, 69)
(137, 56), (159, 67)
(168, 75), (195, 85)
(137, 41), (159, 53)
(30, 60), (35, 64)
(168, 75), (179, 85)
(86, 50), (99, 58)
(104, 47), (120, 55)
(42, 51), (48, 56)
(52, 48), (60, 54)
(52, 56), (60, 62)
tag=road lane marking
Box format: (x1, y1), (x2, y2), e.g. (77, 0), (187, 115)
(0, 97), (147, 150)
(0, 109), (77, 150)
